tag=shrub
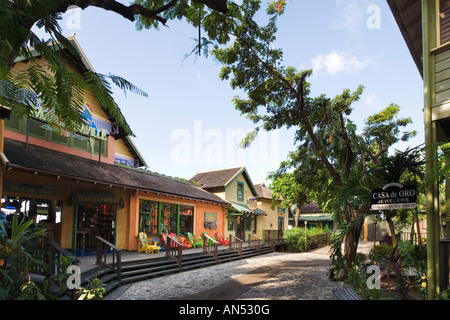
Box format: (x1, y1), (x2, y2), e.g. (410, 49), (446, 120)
(283, 226), (329, 252)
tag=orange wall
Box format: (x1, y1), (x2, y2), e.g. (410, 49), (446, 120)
(128, 191), (226, 251)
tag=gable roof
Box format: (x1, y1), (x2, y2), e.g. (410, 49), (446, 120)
(254, 183), (274, 200)
(387, 0), (422, 77)
(190, 166), (258, 196)
(4, 138), (229, 206)
(13, 35), (146, 167)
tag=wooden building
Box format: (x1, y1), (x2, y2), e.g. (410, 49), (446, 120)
(387, 0), (450, 298)
(190, 166), (267, 241)
(1, 36), (229, 254)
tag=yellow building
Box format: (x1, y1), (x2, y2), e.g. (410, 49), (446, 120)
(253, 183), (288, 239)
(190, 166), (267, 241)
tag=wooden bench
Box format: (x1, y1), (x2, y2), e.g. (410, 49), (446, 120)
(332, 288), (363, 300)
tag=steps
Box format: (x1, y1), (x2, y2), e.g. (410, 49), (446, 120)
(80, 244), (274, 298)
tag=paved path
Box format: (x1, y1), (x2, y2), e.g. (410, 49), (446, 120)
(110, 242), (374, 301)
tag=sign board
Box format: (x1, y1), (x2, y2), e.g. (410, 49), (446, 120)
(371, 183), (416, 210)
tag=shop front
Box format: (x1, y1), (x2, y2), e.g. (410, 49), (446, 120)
(131, 191), (227, 250)
(71, 192), (117, 254)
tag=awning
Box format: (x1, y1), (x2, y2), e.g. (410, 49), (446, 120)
(228, 202), (267, 216)
(298, 214), (332, 222)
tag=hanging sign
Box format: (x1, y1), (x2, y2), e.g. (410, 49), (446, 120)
(371, 183), (417, 210)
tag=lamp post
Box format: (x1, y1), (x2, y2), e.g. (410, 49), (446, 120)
(304, 221), (308, 252)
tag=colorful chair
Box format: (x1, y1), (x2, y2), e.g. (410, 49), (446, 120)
(187, 232), (202, 248)
(149, 238), (161, 253)
(169, 233), (188, 249)
(138, 232), (160, 254)
(216, 232), (229, 246)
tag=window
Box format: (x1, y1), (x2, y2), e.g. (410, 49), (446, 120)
(139, 200), (159, 235)
(161, 203), (178, 234)
(227, 216), (235, 231)
(237, 182), (244, 202)
(179, 205), (194, 235)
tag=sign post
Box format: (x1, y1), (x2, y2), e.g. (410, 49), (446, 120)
(371, 183), (417, 211)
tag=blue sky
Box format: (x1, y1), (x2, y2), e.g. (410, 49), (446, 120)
(47, 0), (424, 185)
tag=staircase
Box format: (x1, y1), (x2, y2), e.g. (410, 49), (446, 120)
(80, 244), (274, 298)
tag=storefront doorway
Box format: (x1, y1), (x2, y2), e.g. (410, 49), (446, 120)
(72, 193), (116, 255)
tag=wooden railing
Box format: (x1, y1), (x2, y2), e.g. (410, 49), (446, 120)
(263, 232), (275, 251)
(96, 236), (122, 281)
(263, 230), (284, 243)
(310, 232), (332, 249)
(247, 234), (261, 253)
(229, 234), (243, 257)
(440, 238), (450, 292)
(47, 239), (80, 276)
(202, 233), (219, 262)
(165, 233), (183, 269)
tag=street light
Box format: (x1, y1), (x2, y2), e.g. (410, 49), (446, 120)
(304, 221), (308, 252)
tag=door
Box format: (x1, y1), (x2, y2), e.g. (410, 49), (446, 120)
(75, 204), (116, 253)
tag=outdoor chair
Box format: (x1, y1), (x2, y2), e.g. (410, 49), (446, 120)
(170, 233), (188, 249)
(138, 232), (160, 254)
(187, 232), (202, 248)
(216, 232), (229, 246)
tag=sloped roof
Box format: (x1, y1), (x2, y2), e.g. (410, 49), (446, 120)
(300, 202), (322, 214)
(4, 138), (229, 206)
(387, 0), (422, 76)
(13, 35), (146, 167)
(254, 183), (274, 200)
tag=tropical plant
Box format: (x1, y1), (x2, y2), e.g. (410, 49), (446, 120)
(0, 215), (47, 299)
(77, 278), (106, 300)
(0, 0), (229, 135)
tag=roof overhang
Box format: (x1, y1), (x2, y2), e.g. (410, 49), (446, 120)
(387, 0), (423, 77)
(228, 202), (267, 216)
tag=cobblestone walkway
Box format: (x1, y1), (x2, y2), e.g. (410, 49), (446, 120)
(112, 243), (375, 301)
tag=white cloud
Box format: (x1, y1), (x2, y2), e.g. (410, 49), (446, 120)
(311, 50), (370, 76)
(330, 0), (370, 35)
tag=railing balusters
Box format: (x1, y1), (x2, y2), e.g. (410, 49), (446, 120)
(165, 234), (183, 269)
(95, 236), (122, 281)
(202, 233), (218, 262)
(229, 234), (243, 257)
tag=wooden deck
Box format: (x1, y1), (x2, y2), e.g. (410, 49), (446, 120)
(77, 244), (243, 274)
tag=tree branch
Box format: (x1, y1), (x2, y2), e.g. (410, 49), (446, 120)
(57, 0), (227, 25)
(297, 73), (342, 187)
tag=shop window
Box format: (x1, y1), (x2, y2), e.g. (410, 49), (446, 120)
(179, 205), (194, 236)
(161, 203), (178, 234)
(227, 216), (235, 231)
(237, 182), (244, 202)
(139, 200), (159, 235)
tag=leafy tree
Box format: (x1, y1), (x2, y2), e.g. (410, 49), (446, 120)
(267, 172), (309, 227)
(210, 0), (416, 275)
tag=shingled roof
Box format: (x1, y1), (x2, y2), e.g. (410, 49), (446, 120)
(190, 166), (244, 189)
(4, 138), (229, 206)
(254, 183), (274, 200)
(190, 166), (258, 196)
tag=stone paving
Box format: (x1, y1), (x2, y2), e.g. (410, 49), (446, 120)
(111, 242), (373, 301)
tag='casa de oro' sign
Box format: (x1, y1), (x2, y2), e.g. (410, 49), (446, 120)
(371, 183), (417, 210)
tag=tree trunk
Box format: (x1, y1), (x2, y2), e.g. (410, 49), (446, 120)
(386, 215), (398, 248)
(343, 217), (365, 271)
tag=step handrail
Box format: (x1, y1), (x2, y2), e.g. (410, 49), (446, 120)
(247, 234), (261, 253)
(165, 233), (183, 269)
(96, 236), (122, 281)
(229, 234), (243, 257)
(202, 233), (218, 262)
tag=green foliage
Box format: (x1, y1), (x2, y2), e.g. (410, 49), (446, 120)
(77, 278), (106, 300)
(0, 215), (48, 300)
(369, 244), (394, 263)
(282, 226), (328, 253)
